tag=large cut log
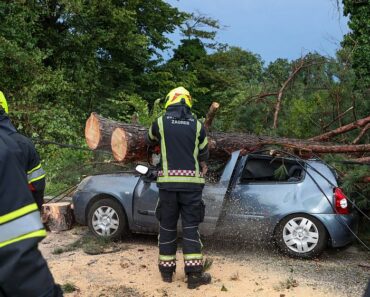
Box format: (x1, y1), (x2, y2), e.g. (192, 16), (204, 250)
(85, 113), (370, 162)
(42, 202), (74, 232)
(111, 126), (147, 162)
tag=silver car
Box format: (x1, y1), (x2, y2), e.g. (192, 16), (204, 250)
(72, 151), (358, 259)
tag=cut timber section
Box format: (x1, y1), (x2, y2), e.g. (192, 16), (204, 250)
(42, 202), (74, 232)
(111, 126), (147, 162)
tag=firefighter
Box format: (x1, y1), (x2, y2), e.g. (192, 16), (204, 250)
(0, 125), (62, 296)
(146, 87), (211, 289)
(0, 91), (46, 210)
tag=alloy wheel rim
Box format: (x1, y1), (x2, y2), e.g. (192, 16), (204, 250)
(92, 206), (119, 236)
(282, 217), (319, 253)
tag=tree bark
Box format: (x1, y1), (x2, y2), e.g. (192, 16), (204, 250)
(111, 126), (147, 162)
(310, 115), (370, 142)
(350, 156), (370, 164)
(85, 113), (370, 162)
(42, 202), (74, 232)
(85, 112), (124, 151)
(204, 102), (220, 130)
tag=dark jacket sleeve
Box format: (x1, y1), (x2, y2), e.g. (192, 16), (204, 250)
(146, 119), (160, 146)
(198, 122), (209, 162)
(15, 134), (46, 210)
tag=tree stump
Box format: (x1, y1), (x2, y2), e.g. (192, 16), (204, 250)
(42, 202), (74, 232)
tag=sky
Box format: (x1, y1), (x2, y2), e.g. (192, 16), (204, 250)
(165, 0), (350, 64)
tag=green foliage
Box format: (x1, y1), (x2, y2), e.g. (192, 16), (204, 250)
(324, 155), (369, 209)
(342, 0), (370, 88)
(61, 283), (77, 293)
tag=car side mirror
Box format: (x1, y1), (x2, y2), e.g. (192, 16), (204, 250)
(135, 165), (149, 175)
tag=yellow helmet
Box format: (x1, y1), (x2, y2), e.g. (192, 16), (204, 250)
(0, 91), (8, 114)
(164, 87), (192, 109)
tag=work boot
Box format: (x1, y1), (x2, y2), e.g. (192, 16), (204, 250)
(187, 272), (211, 289)
(161, 272), (173, 283)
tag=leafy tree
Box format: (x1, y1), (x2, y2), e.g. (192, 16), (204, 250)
(342, 0), (370, 89)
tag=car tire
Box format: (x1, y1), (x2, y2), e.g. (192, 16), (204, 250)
(275, 214), (328, 259)
(87, 198), (128, 241)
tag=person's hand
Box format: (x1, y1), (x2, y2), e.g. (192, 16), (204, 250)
(200, 161), (208, 176)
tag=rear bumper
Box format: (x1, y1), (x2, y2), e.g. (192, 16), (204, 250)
(313, 213), (359, 247)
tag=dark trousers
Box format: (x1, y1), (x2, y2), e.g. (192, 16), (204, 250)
(0, 239), (63, 297)
(156, 189), (205, 274)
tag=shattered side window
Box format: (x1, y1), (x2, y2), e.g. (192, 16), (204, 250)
(240, 155), (304, 183)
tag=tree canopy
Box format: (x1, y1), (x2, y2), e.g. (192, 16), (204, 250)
(0, 0), (368, 208)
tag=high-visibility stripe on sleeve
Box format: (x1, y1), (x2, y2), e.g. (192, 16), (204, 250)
(28, 166), (45, 184)
(0, 203), (38, 224)
(199, 137), (208, 150)
(0, 230), (46, 248)
(0, 211), (44, 242)
(27, 164), (42, 174)
(158, 116), (168, 176)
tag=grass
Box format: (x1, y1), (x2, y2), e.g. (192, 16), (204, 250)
(52, 235), (115, 255)
(203, 257), (213, 272)
(61, 283), (77, 293)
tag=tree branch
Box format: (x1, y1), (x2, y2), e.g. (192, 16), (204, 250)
(272, 56), (317, 129)
(352, 123), (370, 144)
(204, 102), (220, 131)
(309, 115), (370, 142)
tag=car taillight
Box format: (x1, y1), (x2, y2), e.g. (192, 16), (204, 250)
(334, 187), (349, 214)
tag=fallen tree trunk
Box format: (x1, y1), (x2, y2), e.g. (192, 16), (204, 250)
(42, 202), (74, 232)
(84, 113), (370, 162)
(85, 112), (147, 154)
(310, 115), (370, 142)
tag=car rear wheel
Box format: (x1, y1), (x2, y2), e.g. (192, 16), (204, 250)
(87, 198), (127, 240)
(275, 214), (327, 259)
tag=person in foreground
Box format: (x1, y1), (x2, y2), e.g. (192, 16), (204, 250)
(0, 91), (46, 210)
(0, 96), (62, 296)
(146, 86), (211, 289)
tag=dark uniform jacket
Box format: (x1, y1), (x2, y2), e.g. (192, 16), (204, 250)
(147, 105), (209, 191)
(0, 112), (46, 209)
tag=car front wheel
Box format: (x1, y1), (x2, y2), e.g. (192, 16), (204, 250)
(275, 214), (327, 259)
(87, 198), (127, 240)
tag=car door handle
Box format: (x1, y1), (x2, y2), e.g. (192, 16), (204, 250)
(137, 210), (156, 216)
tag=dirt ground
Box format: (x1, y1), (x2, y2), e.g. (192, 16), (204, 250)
(39, 227), (369, 297)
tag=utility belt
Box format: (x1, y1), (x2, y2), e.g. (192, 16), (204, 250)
(0, 203), (46, 248)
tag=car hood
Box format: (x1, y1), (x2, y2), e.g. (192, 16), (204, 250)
(76, 173), (140, 195)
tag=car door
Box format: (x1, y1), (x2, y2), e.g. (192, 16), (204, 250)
(219, 155), (300, 241)
(132, 176), (159, 232)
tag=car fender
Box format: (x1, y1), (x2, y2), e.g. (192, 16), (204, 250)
(72, 173), (140, 228)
